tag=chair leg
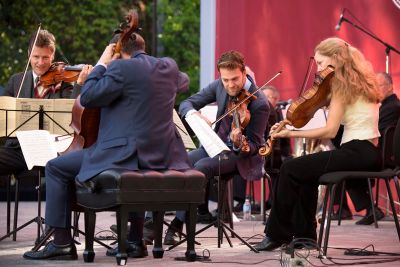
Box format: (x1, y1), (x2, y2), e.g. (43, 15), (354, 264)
(318, 184), (330, 252)
(6, 175), (11, 235)
(384, 179), (400, 241)
(12, 177), (20, 241)
(116, 208), (128, 266)
(393, 176), (400, 201)
(375, 178), (380, 207)
(185, 205), (197, 261)
(152, 211), (164, 258)
(337, 181), (346, 226)
(367, 178), (379, 228)
(322, 184), (337, 256)
(83, 209), (96, 263)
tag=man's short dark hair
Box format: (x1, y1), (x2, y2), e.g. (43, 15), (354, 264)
(28, 29), (56, 55)
(217, 50), (245, 72)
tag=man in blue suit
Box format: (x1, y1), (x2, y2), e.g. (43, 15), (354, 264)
(163, 51), (269, 244)
(23, 33), (191, 260)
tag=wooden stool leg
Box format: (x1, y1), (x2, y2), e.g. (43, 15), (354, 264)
(185, 205), (197, 261)
(83, 209), (96, 262)
(152, 211), (164, 258)
(116, 208), (128, 266)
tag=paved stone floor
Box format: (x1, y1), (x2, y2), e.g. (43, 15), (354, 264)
(0, 202), (399, 266)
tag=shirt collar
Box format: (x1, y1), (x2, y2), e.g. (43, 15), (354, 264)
(32, 72), (39, 85)
(243, 77), (251, 91)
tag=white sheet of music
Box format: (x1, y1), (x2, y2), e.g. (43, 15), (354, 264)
(16, 130), (58, 170)
(185, 114), (230, 158)
(173, 109), (196, 150)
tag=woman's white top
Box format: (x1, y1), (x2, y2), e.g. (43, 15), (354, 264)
(341, 98), (380, 145)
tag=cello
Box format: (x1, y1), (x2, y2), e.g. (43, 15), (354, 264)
(259, 65), (335, 156)
(61, 10), (139, 154)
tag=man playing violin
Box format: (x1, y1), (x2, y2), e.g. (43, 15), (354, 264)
(0, 30), (84, 179)
(162, 50), (269, 245)
(255, 37), (382, 251)
(23, 32), (191, 260)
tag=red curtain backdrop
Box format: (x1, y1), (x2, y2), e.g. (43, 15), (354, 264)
(215, 0), (400, 100)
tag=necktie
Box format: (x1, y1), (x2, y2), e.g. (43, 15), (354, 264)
(34, 77), (48, 98)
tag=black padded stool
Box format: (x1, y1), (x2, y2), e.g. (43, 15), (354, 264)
(76, 168), (205, 265)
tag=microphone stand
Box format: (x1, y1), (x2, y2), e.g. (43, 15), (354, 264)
(340, 17), (400, 73)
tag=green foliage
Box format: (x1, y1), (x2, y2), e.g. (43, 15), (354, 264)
(155, 0), (200, 103)
(0, 0), (200, 105)
(0, 0), (124, 86)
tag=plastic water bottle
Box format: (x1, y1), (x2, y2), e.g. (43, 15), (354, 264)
(243, 198), (251, 221)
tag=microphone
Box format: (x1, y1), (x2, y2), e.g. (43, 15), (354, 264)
(335, 9), (346, 31)
(276, 99), (292, 108)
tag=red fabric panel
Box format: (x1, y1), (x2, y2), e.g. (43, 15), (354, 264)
(215, 0), (400, 100)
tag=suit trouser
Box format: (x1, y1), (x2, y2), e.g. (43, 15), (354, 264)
(265, 140), (380, 243)
(176, 147), (239, 221)
(45, 149), (144, 238)
(0, 146), (27, 176)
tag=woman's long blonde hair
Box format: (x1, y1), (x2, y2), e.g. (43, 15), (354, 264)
(315, 37), (382, 105)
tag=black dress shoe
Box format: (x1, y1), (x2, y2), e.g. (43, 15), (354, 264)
(233, 202), (244, 213)
(164, 218), (184, 245)
(196, 212), (216, 224)
(106, 241), (148, 258)
(331, 208), (353, 220)
(143, 219), (154, 245)
(254, 236), (282, 251)
(356, 207), (385, 225)
(23, 241), (77, 260)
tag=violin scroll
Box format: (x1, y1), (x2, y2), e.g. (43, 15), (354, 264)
(258, 120), (291, 156)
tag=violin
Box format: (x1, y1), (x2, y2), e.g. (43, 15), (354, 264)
(259, 65), (334, 156)
(40, 62), (83, 88)
(227, 89), (257, 152)
(61, 10), (139, 154)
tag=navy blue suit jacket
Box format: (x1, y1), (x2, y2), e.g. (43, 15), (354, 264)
(76, 51), (190, 182)
(179, 75), (269, 180)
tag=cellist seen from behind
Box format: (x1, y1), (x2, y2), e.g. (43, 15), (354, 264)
(255, 37), (383, 251)
(23, 31), (192, 260)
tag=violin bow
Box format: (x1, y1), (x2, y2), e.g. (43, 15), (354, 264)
(16, 24), (42, 98)
(212, 71), (282, 126)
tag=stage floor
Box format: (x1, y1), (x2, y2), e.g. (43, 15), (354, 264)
(0, 202), (399, 267)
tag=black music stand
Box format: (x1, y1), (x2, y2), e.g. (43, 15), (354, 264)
(167, 153), (259, 253)
(0, 105), (71, 243)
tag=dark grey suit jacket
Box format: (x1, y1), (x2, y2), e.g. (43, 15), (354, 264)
(76, 51), (191, 182)
(4, 70), (80, 99)
(179, 75), (269, 180)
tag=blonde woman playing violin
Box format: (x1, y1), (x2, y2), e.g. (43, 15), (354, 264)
(255, 37), (382, 251)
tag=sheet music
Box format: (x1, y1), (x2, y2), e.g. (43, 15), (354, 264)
(185, 114), (230, 157)
(173, 109), (196, 149)
(16, 130), (58, 170)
